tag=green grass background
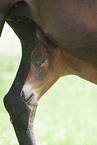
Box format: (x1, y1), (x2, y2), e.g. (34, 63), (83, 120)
(0, 24), (97, 145)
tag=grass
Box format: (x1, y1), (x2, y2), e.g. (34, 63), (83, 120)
(1, 24), (97, 145)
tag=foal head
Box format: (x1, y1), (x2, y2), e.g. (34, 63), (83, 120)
(21, 29), (66, 105)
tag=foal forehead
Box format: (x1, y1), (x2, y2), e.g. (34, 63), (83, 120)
(31, 42), (49, 61)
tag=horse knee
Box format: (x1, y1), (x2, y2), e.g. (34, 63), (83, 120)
(3, 93), (30, 130)
(4, 92), (37, 130)
(4, 93), (15, 113)
(3, 92), (37, 144)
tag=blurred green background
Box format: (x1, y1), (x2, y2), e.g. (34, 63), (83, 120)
(0, 23), (97, 145)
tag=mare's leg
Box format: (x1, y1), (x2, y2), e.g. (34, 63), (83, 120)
(4, 20), (39, 145)
(0, 14), (4, 36)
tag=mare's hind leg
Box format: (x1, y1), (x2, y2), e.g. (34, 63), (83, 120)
(3, 19), (39, 145)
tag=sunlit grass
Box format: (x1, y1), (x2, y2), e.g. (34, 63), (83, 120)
(0, 23), (97, 145)
(35, 76), (97, 145)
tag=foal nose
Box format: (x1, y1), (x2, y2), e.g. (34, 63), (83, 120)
(20, 90), (37, 106)
(21, 90), (34, 103)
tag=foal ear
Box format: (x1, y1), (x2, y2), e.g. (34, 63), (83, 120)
(36, 28), (46, 42)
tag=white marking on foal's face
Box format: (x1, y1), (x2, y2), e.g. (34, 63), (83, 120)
(22, 84), (38, 106)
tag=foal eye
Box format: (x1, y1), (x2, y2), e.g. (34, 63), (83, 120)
(35, 60), (45, 68)
(34, 58), (48, 69)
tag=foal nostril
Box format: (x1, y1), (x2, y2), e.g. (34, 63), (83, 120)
(20, 90), (25, 99)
